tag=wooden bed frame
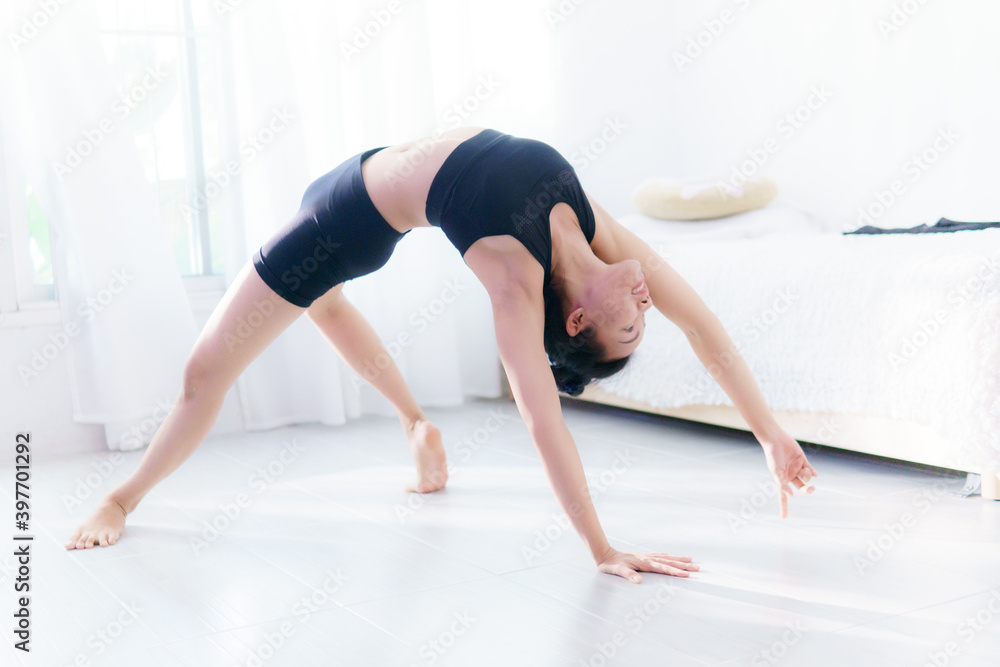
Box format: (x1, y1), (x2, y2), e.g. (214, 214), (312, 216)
(574, 384), (1000, 500)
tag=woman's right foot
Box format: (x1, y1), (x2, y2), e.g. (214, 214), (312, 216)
(65, 495), (128, 549)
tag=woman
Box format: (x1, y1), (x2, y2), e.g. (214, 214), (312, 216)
(66, 126), (817, 583)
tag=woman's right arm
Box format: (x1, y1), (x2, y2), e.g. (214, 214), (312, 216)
(489, 281), (698, 582)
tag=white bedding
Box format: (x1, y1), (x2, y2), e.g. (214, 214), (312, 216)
(596, 227), (1000, 471)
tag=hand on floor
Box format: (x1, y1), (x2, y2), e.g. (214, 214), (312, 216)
(596, 547), (699, 583)
(759, 428), (818, 518)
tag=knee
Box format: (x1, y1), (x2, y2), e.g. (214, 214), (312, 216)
(181, 352), (224, 402)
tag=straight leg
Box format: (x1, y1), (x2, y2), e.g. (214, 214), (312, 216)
(67, 261), (308, 548)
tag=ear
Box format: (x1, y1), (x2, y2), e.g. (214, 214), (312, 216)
(565, 306), (587, 336)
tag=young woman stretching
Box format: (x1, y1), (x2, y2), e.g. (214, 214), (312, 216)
(65, 126), (817, 583)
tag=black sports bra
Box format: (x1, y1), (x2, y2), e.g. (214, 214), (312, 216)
(425, 129), (596, 284)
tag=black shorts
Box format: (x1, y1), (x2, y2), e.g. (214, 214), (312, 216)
(252, 146), (408, 308)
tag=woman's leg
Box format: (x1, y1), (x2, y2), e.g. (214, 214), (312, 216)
(65, 261), (307, 549)
(305, 287), (449, 493)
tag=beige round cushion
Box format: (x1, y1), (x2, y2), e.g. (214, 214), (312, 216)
(631, 176), (778, 220)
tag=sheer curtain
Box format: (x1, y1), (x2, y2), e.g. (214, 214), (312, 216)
(2, 0), (558, 449)
(2, 0), (200, 450)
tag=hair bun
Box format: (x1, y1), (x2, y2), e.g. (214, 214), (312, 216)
(552, 365), (586, 397)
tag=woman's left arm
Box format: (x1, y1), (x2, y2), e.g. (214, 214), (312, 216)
(586, 194), (818, 517)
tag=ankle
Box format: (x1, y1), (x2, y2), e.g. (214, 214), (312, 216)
(400, 411), (428, 432)
(107, 489), (137, 515)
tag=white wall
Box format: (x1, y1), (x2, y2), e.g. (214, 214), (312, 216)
(528, 0), (999, 230)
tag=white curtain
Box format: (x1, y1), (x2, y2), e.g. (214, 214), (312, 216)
(1, 0), (199, 450)
(2, 0), (561, 448)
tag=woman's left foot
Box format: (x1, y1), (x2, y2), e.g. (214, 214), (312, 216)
(403, 417), (449, 492)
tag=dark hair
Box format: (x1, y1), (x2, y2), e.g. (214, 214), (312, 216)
(542, 278), (631, 397)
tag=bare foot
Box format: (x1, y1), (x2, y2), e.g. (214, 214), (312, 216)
(65, 495), (128, 549)
(403, 418), (449, 493)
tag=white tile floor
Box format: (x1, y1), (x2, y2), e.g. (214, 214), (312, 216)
(1, 397), (997, 666)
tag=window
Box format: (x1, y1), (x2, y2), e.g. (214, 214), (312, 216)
(98, 0), (225, 278)
(1, 0), (227, 319)
(25, 186), (53, 286)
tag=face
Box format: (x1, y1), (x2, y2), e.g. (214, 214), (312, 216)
(566, 259), (652, 361)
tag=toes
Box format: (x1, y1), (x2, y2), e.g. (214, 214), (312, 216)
(65, 530), (82, 550)
(99, 532), (109, 547)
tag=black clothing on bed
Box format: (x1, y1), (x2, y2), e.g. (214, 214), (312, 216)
(844, 217), (1000, 235)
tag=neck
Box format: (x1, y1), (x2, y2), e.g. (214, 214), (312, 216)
(549, 212), (602, 303)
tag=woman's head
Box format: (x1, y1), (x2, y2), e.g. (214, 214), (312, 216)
(544, 258), (651, 396)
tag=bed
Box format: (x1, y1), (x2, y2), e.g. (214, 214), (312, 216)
(570, 205), (1000, 499)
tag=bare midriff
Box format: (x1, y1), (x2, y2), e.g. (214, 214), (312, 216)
(360, 126), (488, 234)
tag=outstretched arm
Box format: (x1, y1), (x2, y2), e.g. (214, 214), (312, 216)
(586, 193), (818, 517)
(490, 280), (698, 582)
